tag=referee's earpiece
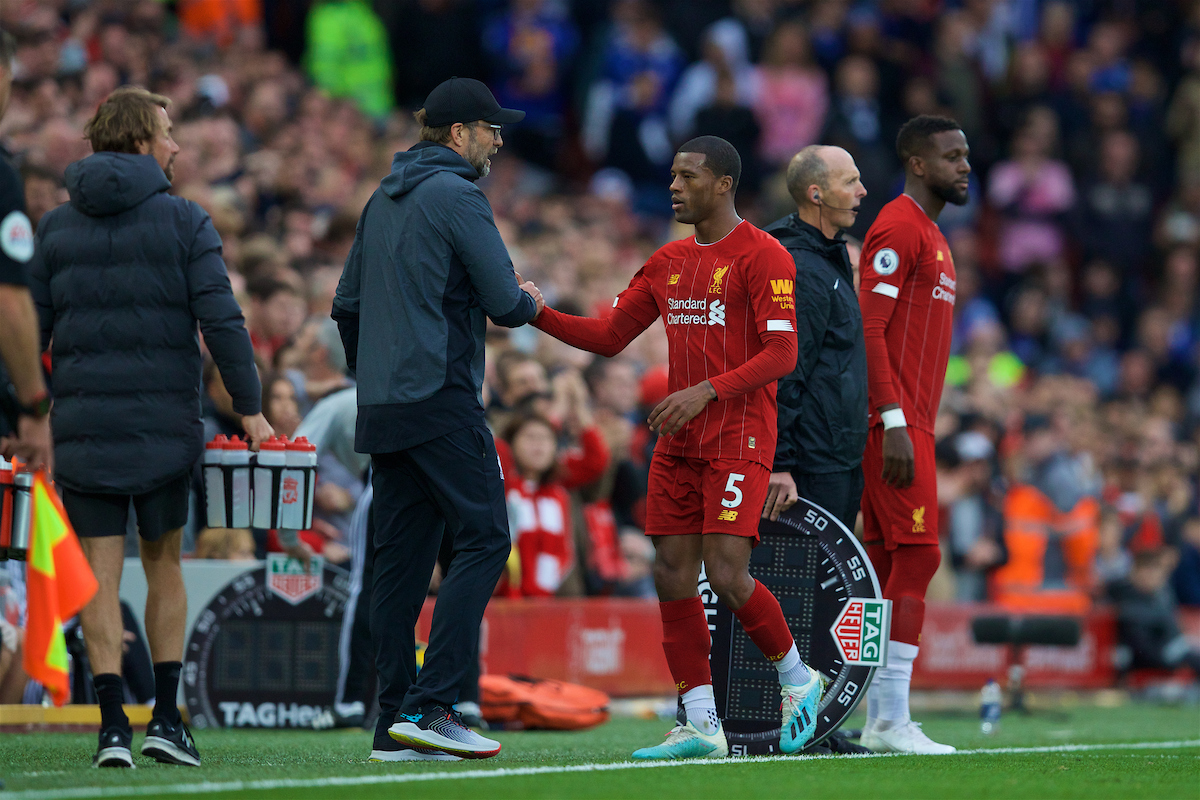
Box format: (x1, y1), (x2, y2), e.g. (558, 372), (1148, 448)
(813, 190), (821, 205)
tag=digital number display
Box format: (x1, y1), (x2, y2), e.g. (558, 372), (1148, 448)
(208, 619), (339, 693)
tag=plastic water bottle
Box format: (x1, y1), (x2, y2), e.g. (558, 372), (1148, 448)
(224, 436), (252, 528)
(252, 437), (287, 529)
(203, 435), (228, 527)
(980, 678), (1002, 734)
(283, 436), (317, 530)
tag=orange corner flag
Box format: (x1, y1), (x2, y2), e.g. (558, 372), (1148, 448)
(23, 471), (98, 706)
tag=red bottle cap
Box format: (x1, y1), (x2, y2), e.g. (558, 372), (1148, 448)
(287, 436), (316, 451)
(206, 434), (229, 449)
(259, 436), (286, 451)
(226, 435), (249, 450)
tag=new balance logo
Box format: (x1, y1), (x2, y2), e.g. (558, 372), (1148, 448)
(717, 509), (738, 522)
(668, 273), (681, 285)
(708, 300), (725, 326)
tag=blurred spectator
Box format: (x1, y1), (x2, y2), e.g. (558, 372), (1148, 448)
(177, 0), (263, 48)
(987, 107), (1075, 278)
(750, 21), (827, 169)
(1174, 517), (1200, 607)
(669, 18), (754, 143)
(1110, 549), (1200, 679)
(19, 161), (63, 230)
(305, 0), (393, 119)
(262, 371), (302, 439)
(193, 528), (257, 560)
(582, 0), (684, 212)
(1074, 129), (1153, 274)
(500, 412), (579, 597)
(482, 0), (579, 169)
(283, 317), (351, 416)
(941, 431), (1006, 602)
(993, 415), (1100, 614)
(247, 277), (305, 363)
(821, 54), (891, 233)
(377, 0), (484, 108)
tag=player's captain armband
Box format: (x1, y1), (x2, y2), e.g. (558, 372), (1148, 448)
(871, 283), (899, 299)
(872, 247), (899, 276)
(881, 408), (907, 429)
(766, 319), (795, 332)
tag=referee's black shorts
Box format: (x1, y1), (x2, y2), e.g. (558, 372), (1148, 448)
(61, 473), (189, 542)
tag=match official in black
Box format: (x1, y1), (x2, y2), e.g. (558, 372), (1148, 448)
(333, 77), (542, 762)
(762, 145), (869, 530)
(0, 30), (52, 472)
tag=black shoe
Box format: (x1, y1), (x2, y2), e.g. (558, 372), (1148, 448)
(141, 717), (201, 766)
(93, 726), (134, 768)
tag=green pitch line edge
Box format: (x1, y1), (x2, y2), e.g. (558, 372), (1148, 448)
(6, 739), (1199, 800)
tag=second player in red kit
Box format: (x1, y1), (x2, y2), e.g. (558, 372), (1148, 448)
(533, 136), (825, 760)
(857, 116), (971, 755)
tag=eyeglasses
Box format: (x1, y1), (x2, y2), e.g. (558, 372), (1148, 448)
(472, 122), (503, 141)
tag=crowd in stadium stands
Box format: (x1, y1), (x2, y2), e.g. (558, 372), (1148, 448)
(1, 1), (1198, 682)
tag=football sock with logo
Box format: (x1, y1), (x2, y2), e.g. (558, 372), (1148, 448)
(681, 684), (721, 736)
(93, 673), (129, 732)
(882, 544), (941, 646)
(659, 596), (713, 700)
(153, 661), (183, 725)
(734, 580), (808, 685)
(871, 641), (919, 731)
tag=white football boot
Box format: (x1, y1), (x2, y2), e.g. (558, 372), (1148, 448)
(860, 719), (956, 755)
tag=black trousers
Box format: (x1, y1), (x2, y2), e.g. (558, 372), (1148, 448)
(792, 466), (864, 533)
(369, 425), (509, 739)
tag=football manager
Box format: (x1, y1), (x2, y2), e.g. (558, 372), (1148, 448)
(333, 77), (543, 763)
(762, 145), (869, 531)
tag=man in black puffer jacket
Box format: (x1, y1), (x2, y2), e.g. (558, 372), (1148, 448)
(29, 87), (272, 769)
(762, 145), (869, 531)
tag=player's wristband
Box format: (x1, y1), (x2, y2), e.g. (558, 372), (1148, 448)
(881, 408), (907, 430)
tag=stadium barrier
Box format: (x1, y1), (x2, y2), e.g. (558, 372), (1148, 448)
(419, 598), (1200, 695)
(116, 562), (1199, 702)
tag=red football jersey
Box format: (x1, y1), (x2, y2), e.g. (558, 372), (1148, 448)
(858, 194), (957, 434)
(614, 221), (797, 467)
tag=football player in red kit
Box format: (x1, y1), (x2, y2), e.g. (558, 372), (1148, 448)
(857, 116), (971, 754)
(532, 136), (824, 759)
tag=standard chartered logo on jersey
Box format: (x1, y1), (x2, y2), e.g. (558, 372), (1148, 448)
(932, 272), (956, 304)
(667, 297), (726, 327)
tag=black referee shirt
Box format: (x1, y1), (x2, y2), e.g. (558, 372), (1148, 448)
(0, 145), (33, 286)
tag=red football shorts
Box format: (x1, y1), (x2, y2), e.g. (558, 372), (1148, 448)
(645, 454), (769, 539)
(861, 425), (939, 549)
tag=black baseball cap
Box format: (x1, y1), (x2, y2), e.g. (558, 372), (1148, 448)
(422, 77), (525, 128)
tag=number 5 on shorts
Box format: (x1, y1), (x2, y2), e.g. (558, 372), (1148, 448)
(722, 473), (745, 508)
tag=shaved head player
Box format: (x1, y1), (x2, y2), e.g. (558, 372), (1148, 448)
(857, 115), (971, 754)
(531, 136), (825, 759)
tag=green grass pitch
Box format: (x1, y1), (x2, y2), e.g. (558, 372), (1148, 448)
(2, 704), (1198, 799)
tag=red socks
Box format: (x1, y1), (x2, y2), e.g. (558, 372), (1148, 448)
(659, 597), (712, 693)
(733, 580), (795, 663)
(876, 543), (941, 646)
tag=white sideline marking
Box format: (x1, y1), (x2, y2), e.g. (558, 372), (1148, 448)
(6, 740), (1199, 800)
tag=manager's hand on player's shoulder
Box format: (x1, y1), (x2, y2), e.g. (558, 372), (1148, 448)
(648, 380), (717, 437)
(763, 471), (799, 521)
(241, 412), (275, 450)
(881, 426), (915, 488)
